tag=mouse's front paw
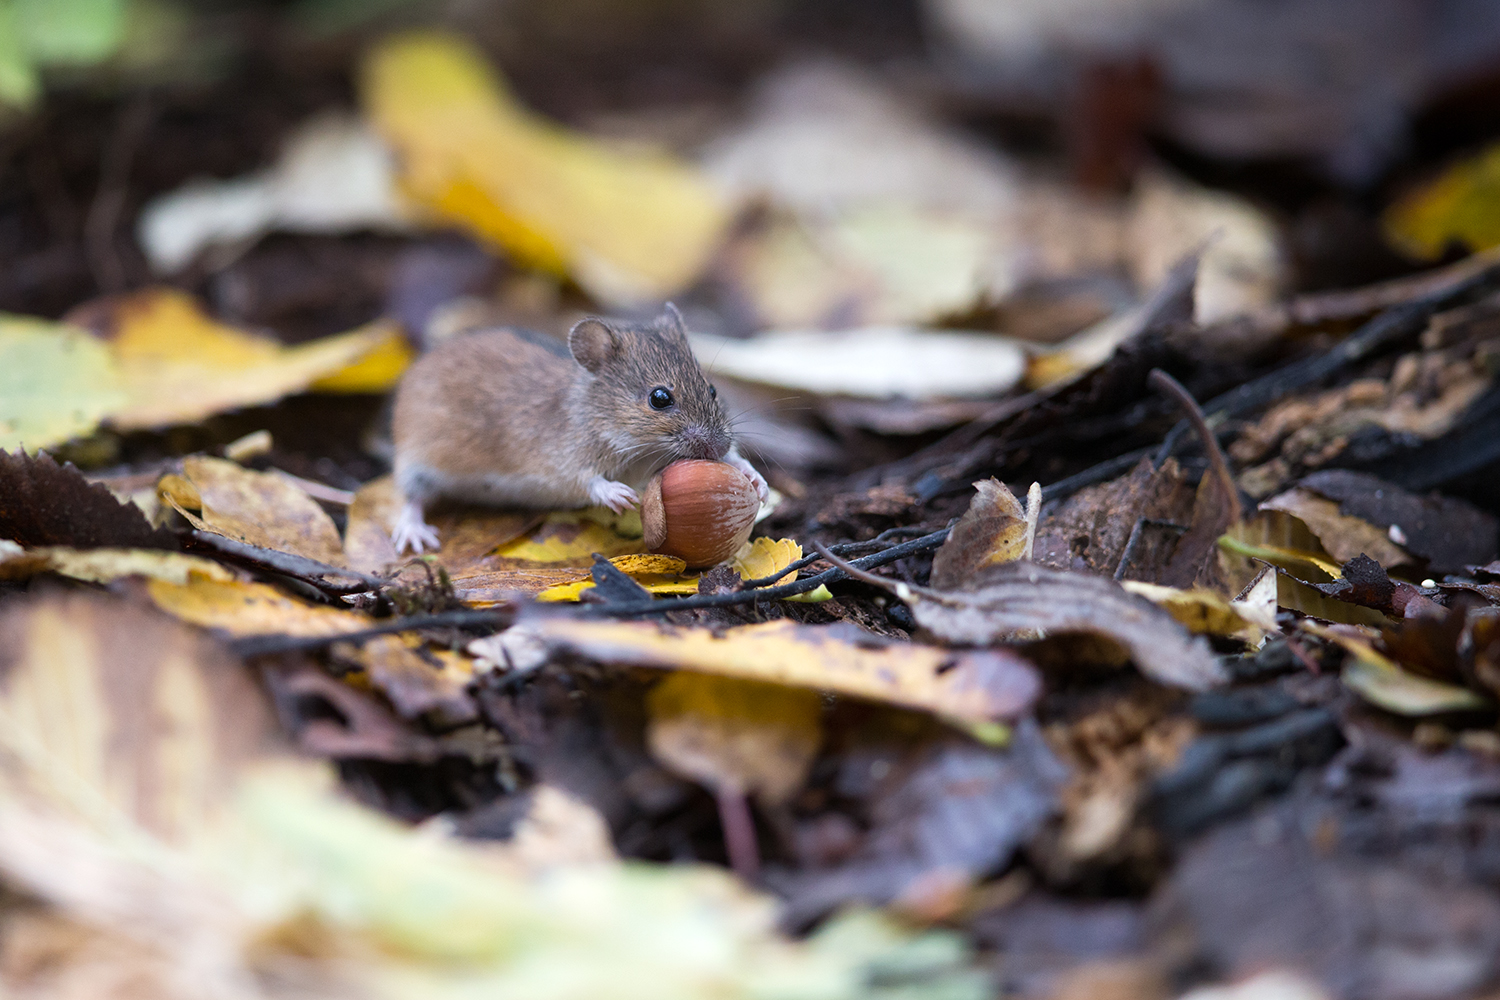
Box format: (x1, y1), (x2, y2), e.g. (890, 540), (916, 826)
(587, 476), (640, 514)
(725, 452), (769, 500)
(392, 501), (441, 555)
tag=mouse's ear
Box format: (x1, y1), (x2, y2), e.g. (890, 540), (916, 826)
(660, 302), (689, 341)
(569, 318), (623, 373)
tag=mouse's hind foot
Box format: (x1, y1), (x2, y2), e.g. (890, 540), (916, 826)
(392, 500), (441, 554)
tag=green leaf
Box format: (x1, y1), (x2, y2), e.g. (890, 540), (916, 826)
(0, 1), (40, 107)
(0, 315), (127, 452)
(17, 0), (125, 65)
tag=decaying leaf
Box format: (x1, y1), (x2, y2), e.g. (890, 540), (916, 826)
(485, 617), (1041, 727)
(0, 449), (176, 550)
(646, 672), (823, 805)
(145, 574), (372, 638)
(0, 589), (987, 1000)
(1119, 581), (1270, 645)
(880, 561), (1226, 691)
(535, 553), (696, 602)
(362, 32), (730, 307)
(166, 456), (345, 566)
(346, 635), (479, 724)
(1307, 623), (1489, 716)
(343, 473), (541, 576)
(66, 288), (395, 431)
(731, 537), (832, 602)
(0, 314), (126, 452)
(1260, 486), (1411, 569)
(0, 543), (235, 585)
(930, 479), (1029, 590)
(693, 326), (1026, 400)
(1384, 143), (1500, 260)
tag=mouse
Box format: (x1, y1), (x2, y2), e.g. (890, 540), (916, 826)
(389, 305), (767, 554)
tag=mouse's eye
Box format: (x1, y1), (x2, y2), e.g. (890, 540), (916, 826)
(709, 384), (717, 399)
(649, 387), (675, 410)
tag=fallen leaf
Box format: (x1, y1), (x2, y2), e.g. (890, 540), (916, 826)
(646, 672), (822, 805)
(1119, 582), (1269, 645)
(0, 314), (125, 452)
(905, 562), (1226, 691)
(1306, 623), (1489, 716)
(362, 32), (730, 307)
(495, 617), (1041, 727)
(0, 449), (175, 549)
(1384, 143), (1500, 260)
(0, 544), (235, 585)
(67, 288), (394, 431)
(0, 589), (989, 999)
(342, 474), (541, 576)
(146, 574), (372, 638)
(307, 322), (415, 393)
(348, 635), (479, 724)
(137, 111), (414, 274)
(731, 536), (832, 603)
(170, 456), (345, 565)
(692, 326), (1026, 400)
(930, 479), (1028, 590)
(1259, 486), (1411, 569)
(535, 553), (696, 602)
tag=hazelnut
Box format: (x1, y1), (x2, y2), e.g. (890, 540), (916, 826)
(641, 460), (759, 568)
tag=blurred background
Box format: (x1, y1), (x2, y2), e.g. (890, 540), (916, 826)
(5, 0), (1500, 485)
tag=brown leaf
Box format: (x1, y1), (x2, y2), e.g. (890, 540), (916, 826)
(645, 672), (822, 805)
(343, 635), (479, 725)
(490, 617), (1041, 726)
(171, 456), (345, 566)
(1032, 456), (1196, 579)
(912, 562), (1226, 691)
(1297, 470), (1499, 574)
(1260, 485), (1411, 569)
(930, 479), (1029, 590)
(0, 450), (175, 550)
(343, 475), (541, 577)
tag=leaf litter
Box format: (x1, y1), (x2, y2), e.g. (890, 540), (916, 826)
(6, 9), (1500, 998)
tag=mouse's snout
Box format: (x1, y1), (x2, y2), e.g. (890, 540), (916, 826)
(679, 424), (730, 461)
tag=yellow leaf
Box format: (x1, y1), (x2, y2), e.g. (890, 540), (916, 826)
(1384, 144), (1500, 260)
(1303, 622), (1489, 716)
(535, 553), (694, 602)
(502, 617), (1039, 726)
(172, 456), (345, 565)
(0, 544), (235, 586)
(646, 672), (822, 805)
(308, 321), (414, 392)
(1120, 581), (1267, 644)
(930, 479), (1027, 589)
(0, 314), (126, 452)
(733, 536), (802, 584)
(147, 574), (372, 637)
(494, 512), (645, 563)
(87, 288), (393, 430)
(361, 32), (731, 307)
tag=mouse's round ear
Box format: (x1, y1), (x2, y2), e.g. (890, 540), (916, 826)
(660, 302), (689, 340)
(569, 318), (623, 373)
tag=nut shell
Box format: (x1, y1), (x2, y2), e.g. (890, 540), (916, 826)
(641, 460), (759, 568)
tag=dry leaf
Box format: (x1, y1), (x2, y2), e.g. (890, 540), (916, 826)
(67, 288), (394, 431)
(170, 455), (345, 566)
(0, 315), (125, 452)
(1384, 143), (1500, 260)
(0, 544), (235, 585)
(362, 32), (729, 307)
(1305, 623), (1489, 716)
(646, 672), (822, 805)
(342, 474), (541, 576)
(146, 574), (372, 638)
(535, 553), (696, 602)
(930, 479), (1028, 590)
(903, 562), (1226, 691)
(731, 537), (832, 603)
(498, 617), (1040, 726)
(0, 450), (175, 550)
(352, 635), (479, 723)
(1120, 581), (1270, 645)
(692, 326), (1025, 400)
(1259, 487), (1411, 569)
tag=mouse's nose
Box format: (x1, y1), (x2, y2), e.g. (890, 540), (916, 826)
(680, 425), (729, 460)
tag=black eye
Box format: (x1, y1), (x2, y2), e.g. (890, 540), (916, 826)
(709, 384), (717, 399)
(649, 387), (675, 410)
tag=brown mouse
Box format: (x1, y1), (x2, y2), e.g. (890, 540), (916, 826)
(390, 305), (767, 554)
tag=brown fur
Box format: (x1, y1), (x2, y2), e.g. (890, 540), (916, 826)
(392, 311), (734, 511)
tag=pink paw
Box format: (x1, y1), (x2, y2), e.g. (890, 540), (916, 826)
(726, 453), (769, 500)
(392, 501), (441, 555)
(587, 477), (640, 514)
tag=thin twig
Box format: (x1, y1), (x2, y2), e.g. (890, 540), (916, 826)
(1147, 369), (1243, 523)
(187, 531), (389, 591)
(228, 608), (512, 657)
